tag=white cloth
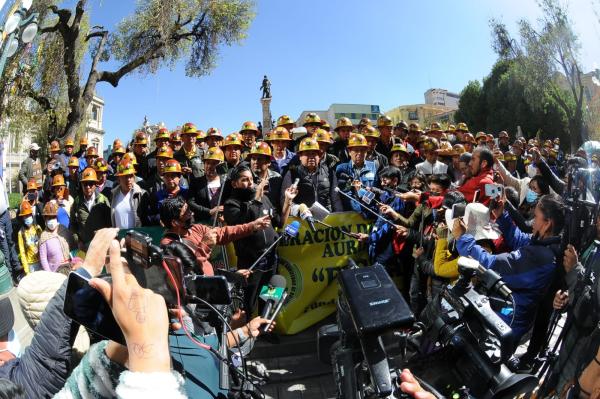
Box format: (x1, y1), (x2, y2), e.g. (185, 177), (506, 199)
(0, 176), (8, 214)
(415, 160), (448, 175)
(113, 190), (135, 229)
(207, 179), (221, 202)
(84, 192), (96, 212)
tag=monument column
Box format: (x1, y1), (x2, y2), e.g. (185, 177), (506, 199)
(261, 97), (272, 136)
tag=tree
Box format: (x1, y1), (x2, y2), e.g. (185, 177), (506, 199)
(454, 80), (485, 132)
(490, 0), (587, 151)
(8, 0), (255, 142)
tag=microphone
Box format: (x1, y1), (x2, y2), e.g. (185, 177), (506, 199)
(357, 188), (376, 204)
(298, 204), (317, 232)
(259, 274), (287, 321)
(283, 220), (301, 238)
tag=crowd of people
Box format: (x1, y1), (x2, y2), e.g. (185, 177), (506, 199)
(0, 113), (598, 398)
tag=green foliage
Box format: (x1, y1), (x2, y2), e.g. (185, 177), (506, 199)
(8, 193), (22, 210)
(489, 0), (587, 151)
(109, 0), (255, 78)
(455, 60), (570, 145)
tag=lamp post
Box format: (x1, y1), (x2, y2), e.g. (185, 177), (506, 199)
(0, 0), (38, 79)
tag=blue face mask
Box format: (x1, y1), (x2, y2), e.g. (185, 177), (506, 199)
(526, 188), (538, 204)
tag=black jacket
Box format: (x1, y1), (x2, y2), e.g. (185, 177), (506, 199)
(223, 189), (280, 268)
(0, 268), (90, 398)
(328, 139), (350, 164)
(188, 175), (226, 223)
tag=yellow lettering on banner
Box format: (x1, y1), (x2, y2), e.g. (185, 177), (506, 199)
(275, 212), (371, 335)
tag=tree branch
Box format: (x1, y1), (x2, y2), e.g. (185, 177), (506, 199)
(97, 41), (164, 87)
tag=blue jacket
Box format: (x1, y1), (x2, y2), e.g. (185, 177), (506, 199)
(456, 211), (559, 341)
(368, 192), (404, 263)
(336, 160), (377, 213)
(271, 149), (296, 175)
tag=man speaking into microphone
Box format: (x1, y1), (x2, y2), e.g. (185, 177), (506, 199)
(224, 165), (298, 316)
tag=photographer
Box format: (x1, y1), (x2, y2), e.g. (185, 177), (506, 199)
(0, 229), (119, 398)
(544, 216), (600, 396)
(452, 193), (564, 345)
(159, 196), (270, 276)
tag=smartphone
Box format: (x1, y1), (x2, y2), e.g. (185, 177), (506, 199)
(485, 183), (504, 199)
(64, 272), (126, 345)
(451, 203), (466, 219)
(185, 275), (232, 305)
(291, 178), (300, 189)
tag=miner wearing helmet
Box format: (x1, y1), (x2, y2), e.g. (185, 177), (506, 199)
(267, 126), (296, 174)
(110, 159), (149, 228)
(415, 138), (448, 176)
(280, 137), (343, 212)
(335, 134), (378, 213)
(329, 116), (355, 164)
(174, 123), (205, 187)
(188, 147), (227, 224)
(70, 167), (112, 250)
(375, 115), (394, 157)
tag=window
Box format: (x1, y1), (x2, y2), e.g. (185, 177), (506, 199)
(371, 114), (379, 120)
(92, 138), (99, 150)
(350, 113), (356, 119)
(361, 113), (367, 118)
(91, 105), (99, 121)
(408, 111), (418, 120)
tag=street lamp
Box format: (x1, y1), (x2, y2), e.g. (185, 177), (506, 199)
(0, 0), (38, 78)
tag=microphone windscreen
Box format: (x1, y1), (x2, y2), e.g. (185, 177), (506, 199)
(269, 274), (287, 289)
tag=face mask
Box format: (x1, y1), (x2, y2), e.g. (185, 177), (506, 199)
(27, 192), (37, 201)
(23, 216), (33, 226)
(526, 189), (539, 204)
(46, 218), (58, 231)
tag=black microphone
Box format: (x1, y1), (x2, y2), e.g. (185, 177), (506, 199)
(259, 274), (287, 320)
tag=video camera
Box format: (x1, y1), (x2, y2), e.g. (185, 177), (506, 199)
(124, 230), (233, 307)
(318, 258), (538, 399)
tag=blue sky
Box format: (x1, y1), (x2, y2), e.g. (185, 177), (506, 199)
(5, 0), (600, 147)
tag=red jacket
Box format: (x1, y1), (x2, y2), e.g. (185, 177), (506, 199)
(458, 168), (494, 205)
(161, 222), (255, 276)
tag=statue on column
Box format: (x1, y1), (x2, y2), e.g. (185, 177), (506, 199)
(260, 75), (271, 99)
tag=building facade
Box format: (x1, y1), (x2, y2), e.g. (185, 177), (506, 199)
(385, 103), (457, 128)
(424, 88), (460, 108)
(297, 103), (382, 128)
(2, 94), (105, 192)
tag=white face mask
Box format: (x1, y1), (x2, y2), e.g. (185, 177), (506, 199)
(23, 216), (33, 226)
(46, 218), (58, 231)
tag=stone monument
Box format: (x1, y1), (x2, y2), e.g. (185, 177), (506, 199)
(260, 75), (272, 135)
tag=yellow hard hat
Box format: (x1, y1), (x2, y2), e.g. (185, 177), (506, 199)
(298, 137), (320, 153)
(134, 131), (148, 145)
(79, 136), (88, 146)
(335, 117), (354, 131)
(93, 158), (109, 172)
(221, 133), (243, 147)
(361, 125), (380, 138)
(303, 112), (321, 126)
(170, 131), (182, 143)
(250, 141), (272, 157)
(503, 151), (517, 162)
(377, 115), (393, 128)
(347, 133), (369, 149)
(446, 124), (456, 133)
(50, 141), (60, 152)
(112, 146), (126, 155)
(315, 129), (333, 144)
(42, 201), (59, 216)
(206, 127), (224, 140)
(19, 200), (33, 217)
(390, 143), (408, 154)
(181, 122), (198, 136)
(359, 117), (372, 127)
(52, 174), (66, 187)
(156, 145), (173, 159)
(408, 122), (420, 132)
(267, 126), (292, 141)
(475, 131), (487, 141)
(116, 159), (136, 176)
(64, 138), (75, 147)
(422, 137), (440, 151)
(123, 152), (138, 166)
(321, 120), (331, 131)
(204, 147), (225, 162)
(429, 122), (442, 132)
(453, 144), (466, 155)
(277, 115), (295, 127)
(163, 159), (182, 174)
(26, 178), (37, 191)
(155, 127), (171, 141)
(68, 156), (79, 168)
(80, 167), (98, 182)
(86, 146), (98, 157)
(436, 141), (454, 156)
(456, 122), (469, 132)
(240, 121), (259, 135)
